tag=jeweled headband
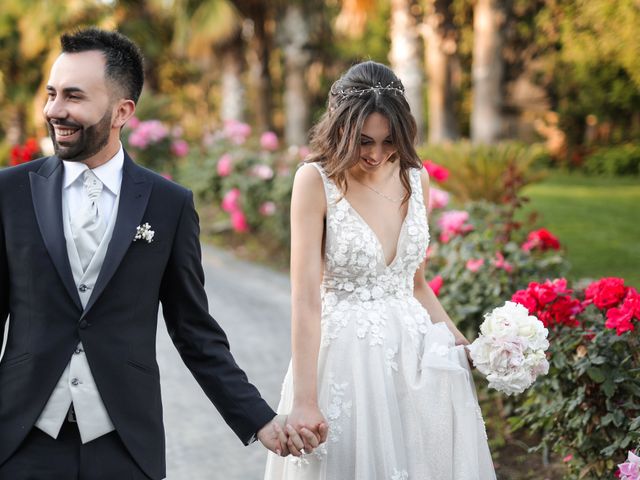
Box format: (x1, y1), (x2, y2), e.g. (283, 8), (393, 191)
(331, 80), (406, 102)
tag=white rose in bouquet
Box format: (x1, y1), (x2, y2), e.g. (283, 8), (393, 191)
(468, 301), (549, 395)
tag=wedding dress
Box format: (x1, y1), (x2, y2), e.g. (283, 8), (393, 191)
(265, 163), (496, 480)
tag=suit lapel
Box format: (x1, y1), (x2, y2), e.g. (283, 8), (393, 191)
(82, 153), (152, 317)
(29, 156), (82, 310)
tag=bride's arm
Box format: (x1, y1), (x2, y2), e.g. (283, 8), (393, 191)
(286, 164), (329, 453)
(412, 169), (470, 346)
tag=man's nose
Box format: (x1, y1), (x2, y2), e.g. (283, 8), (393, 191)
(44, 97), (67, 120)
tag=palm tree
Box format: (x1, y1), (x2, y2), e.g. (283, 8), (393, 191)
(420, 0), (460, 143)
(389, 0), (425, 143)
(280, 3), (312, 146)
(471, 0), (505, 144)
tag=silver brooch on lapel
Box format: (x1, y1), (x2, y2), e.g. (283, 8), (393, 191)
(134, 223), (155, 243)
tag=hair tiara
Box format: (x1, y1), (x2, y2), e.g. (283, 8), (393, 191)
(332, 80), (405, 101)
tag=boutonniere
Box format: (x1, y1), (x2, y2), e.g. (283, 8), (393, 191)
(134, 223), (155, 243)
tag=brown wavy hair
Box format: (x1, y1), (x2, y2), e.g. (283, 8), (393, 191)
(306, 61), (422, 203)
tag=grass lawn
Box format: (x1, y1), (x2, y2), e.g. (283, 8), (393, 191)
(519, 172), (640, 288)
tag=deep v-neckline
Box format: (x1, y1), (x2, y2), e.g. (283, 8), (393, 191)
(341, 195), (411, 269)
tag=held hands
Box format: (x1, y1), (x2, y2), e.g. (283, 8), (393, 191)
(284, 402), (329, 457)
(257, 411), (329, 457)
(454, 335), (474, 367)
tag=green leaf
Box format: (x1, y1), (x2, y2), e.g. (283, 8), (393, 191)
(602, 379), (617, 397)
(630, 416), (640, 431)
(587, 367), (606, 383)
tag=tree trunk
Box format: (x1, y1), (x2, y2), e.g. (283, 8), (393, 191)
(389, 0), (425, 144)
(281, 5), (311, 146)
(471, 0), (505, 144)
(422, 0), (460, 143)
(219, 35), (246, 122)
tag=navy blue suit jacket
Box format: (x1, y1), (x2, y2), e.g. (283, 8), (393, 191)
(0, 153), (275, 479)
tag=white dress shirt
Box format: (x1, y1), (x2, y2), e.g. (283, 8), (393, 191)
(35, 145), (124, 444)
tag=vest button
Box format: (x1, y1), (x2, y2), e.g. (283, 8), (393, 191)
(78, 284), (88, 293)
(79, 320), (88, 329)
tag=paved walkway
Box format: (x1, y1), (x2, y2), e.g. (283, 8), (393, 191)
(158, 245), (291, 479)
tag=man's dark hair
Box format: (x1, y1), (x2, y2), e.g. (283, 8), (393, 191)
(61, 27), (144, 104)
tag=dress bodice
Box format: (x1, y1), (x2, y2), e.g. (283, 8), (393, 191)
(311, 162), (430, 305)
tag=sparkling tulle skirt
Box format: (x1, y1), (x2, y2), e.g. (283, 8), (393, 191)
(264, 297), (496, 480)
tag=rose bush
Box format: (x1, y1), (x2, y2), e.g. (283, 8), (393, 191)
(425, 201), (569, 339)
(510, 278), (640, 479)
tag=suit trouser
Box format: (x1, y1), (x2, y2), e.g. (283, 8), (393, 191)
(0, 419), (150, 480)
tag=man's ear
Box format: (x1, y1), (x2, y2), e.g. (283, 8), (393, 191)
(112, 99), (136, 129)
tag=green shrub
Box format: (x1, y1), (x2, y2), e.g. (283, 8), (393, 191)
(418, 141), (549, 203)
(583, 144), (640, 176)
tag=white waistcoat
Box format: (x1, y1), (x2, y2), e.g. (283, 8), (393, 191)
(35, 192), (121, 444)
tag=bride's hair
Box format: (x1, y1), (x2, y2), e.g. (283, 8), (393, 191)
(306, 61), (422, 203)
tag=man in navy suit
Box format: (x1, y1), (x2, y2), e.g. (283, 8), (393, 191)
(0, 27), (321, 480)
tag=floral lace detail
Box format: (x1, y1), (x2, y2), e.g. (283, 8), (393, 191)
(385, 346), (399, 375)
(391, 469), (409, 480)
(311, 163), (429, 345)
(325, 373), (352, 444)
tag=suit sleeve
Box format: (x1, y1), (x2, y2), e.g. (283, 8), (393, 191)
(0, 210), (8, 345)
(159, 191), (275, 444)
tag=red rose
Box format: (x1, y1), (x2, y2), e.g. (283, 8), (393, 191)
(547, 296), (582, 327)
(529, 281), (559, 306)
(511, 290), (538, 313)
(522, 228), (561, 252)
(428, 275), (443, 296)
(422, 160), (450, 182)
(585, 277), (627, 310)
(605, 306), (635, 335)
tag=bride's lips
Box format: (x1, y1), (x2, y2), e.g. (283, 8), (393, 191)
(362, 157), (381, 167)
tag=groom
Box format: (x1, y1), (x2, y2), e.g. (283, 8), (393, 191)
(0, 28), (320, 479)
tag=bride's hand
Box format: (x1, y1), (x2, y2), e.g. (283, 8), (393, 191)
(285, 403), (329, 456)
(454, 336), (475, 368)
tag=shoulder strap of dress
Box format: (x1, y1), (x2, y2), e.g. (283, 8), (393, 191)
(307, 162), (339, 207)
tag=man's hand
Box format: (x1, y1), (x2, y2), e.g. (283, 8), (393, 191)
(257, 414), (290, 457)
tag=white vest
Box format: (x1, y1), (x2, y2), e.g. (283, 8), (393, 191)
(35, 192), (121, 444)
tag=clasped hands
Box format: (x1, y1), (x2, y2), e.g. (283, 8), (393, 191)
(257, 405), (328, 457)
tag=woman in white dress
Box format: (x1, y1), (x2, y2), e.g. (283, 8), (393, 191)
(266, 61), (496, 479)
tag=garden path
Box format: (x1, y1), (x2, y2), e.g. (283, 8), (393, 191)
(159, 244), (291, 480)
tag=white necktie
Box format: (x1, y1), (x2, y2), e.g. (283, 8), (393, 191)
(71, 169), (106, 272)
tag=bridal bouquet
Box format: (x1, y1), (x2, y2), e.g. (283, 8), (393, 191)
(467, 301), (550, 395)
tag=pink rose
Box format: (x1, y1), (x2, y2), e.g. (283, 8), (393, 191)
(423, 160), (450, 182)
(217, 154), (233, 177)
(170, 139), (189, 157)
(221, 188), (241, 213)
(617, 450), (640, 480)
(428, 275), (443, 296)
(437, 210), (473, 243)
(251, 164), (274, 180)
(128, 116), (140, 129)
(428, 187), (450, 211)
(260, 131), (279, 151)
(492, 252), (513, 273)
(230, 209), (249, 233)
(223, 119), (251, 145)
(466, 258), (485, 273)
(298, 145), (310, 160)
(259, 201), (277, 216)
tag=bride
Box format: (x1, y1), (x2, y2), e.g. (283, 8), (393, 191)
(266, 61), (496, 479)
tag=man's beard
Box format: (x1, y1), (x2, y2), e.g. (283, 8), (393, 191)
(47, 108), (113, 162)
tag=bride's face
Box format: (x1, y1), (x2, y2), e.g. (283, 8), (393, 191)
(356, 112), (397, 172)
